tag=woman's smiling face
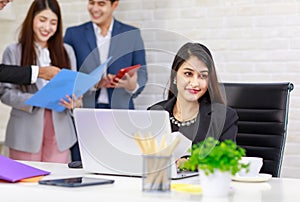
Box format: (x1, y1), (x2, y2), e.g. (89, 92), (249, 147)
(33, 9), (58, 48)
(175, 56), (209, 103)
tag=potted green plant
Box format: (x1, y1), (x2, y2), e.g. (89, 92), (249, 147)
(180, 137), (249, 197)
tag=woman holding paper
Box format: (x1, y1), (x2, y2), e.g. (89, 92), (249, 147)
(148, 43), (238, 146)
(0, 0), (81, 163)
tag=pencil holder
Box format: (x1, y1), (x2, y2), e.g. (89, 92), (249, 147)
(142, 155), (172, 192)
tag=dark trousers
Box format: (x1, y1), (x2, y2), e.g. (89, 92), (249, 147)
(70, 117), (81, 162)
(70, 142), (81, 161)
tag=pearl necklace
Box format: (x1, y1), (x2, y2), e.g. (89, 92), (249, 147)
(170, 116), (197, 127)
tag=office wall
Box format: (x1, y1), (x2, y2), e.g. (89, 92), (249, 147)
(0, 0), (300, 178)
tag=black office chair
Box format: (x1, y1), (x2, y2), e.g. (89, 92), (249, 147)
(222, 82), (294, 177)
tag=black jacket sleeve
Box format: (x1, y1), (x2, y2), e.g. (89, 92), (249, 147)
(0, 64), (32, 85)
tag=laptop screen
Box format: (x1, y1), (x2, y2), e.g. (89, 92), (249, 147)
(73, 108), (195, 179)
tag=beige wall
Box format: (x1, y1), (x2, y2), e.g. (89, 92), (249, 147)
(1, 0), (300, 178)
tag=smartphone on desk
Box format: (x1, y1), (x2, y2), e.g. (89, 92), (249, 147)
(38, 177), (114, 187)
(113, 64), (141, 82)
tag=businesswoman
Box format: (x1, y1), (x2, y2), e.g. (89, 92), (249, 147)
(0, 0), (60, 85)
(148, 43), (238, 145)
(0, 0), (81, 163)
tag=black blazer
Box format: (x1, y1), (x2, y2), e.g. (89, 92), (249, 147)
(148, 97), (238, 144)
(0, 64), (31, 85)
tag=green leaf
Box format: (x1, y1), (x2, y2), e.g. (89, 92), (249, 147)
(182, 137), (249, 175)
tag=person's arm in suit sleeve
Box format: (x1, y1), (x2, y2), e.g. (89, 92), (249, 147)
(131, 28), (147, 98)
(0, 63), (32, 84)
(0, 63), (60, 85)
(0, 64), (60, 85)
(0, 45), (35, 112)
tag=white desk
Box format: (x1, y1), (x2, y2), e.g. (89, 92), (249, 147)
(1, 161), (299, 202)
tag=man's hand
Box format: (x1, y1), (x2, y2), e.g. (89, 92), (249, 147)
(108, 72), (137, 91)
(95, 76), (111, 89)
(95, 72), (138, 91)
(38, 66), (60, 80)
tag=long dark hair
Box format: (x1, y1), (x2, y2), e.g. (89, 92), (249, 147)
(19, 0), (70, 69)
(168, 42), (224, 104)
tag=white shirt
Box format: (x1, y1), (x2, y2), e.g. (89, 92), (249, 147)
(34, 43), (51, 90)
(93, 20), (113, 104)
(30, 65), (39, 84)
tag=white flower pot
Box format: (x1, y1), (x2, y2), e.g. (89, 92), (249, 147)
(199, 169), (231, 197)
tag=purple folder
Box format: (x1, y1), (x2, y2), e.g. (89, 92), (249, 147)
(0, 155), (50, 182)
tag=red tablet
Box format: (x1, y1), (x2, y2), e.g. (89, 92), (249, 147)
(113, 64), (141, 82)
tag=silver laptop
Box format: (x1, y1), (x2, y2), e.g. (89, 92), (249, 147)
(73, 108), (198, 179)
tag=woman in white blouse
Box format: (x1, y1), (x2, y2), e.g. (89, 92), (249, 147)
(0, 0), (81, 163)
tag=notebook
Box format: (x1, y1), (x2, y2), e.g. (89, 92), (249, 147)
(0, 155), (50, 182)
(73, 108), (198, 179)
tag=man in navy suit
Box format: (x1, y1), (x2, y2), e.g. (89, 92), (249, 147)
(64, 0), (147, 109)
(64, 0), (147, 161)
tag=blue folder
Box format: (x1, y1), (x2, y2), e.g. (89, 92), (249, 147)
(25, 57), (112, 112)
